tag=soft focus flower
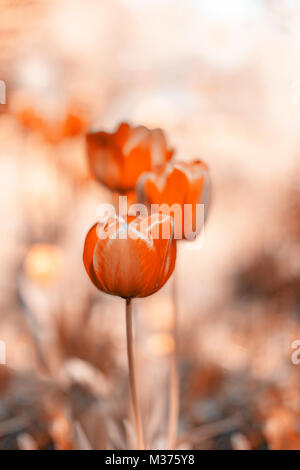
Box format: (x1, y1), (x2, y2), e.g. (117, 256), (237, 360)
(24, 243), (63, 286)
(146, 333), (175, 356)
(137, 160), (210, 240)
(83, 213), (176, 298)
(86, 122), (174, 193)
(20, 106), (86, 143)
(11, 93), (88, 143)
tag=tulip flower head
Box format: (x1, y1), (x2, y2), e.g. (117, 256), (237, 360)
(86, 122), (174, 193)
(137, 160), (210, 241)
(83, 213), (177, 299)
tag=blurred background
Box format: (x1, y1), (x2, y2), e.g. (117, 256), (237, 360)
(0, 0), (300, 450)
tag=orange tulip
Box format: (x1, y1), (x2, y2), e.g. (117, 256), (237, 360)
(83, 211), (177, 449)
(137, 160), (210, 240)
(86, 122), (174, 193)
(83, 213), (177, 299)
(11, 93), (88, 143)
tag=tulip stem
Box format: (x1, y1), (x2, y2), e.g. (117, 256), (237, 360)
(125, 298), (144, 450)
(168, 264), (179, 449)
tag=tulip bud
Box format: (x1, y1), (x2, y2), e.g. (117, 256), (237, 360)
(86, 122), (174, 193)
(83, 213), (177, 298)
(137, 160), (210, 241)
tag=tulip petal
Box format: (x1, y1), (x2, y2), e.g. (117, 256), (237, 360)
(82, 223), (103, 290)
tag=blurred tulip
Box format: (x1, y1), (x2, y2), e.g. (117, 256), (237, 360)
(24, 106), (86, 143)
(83, 213), (176, 298)
(86, 122), (174, 193)
(137, 159), (209, 449)
(11, 93), (88, 143)
(138, 160), (210, 240)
